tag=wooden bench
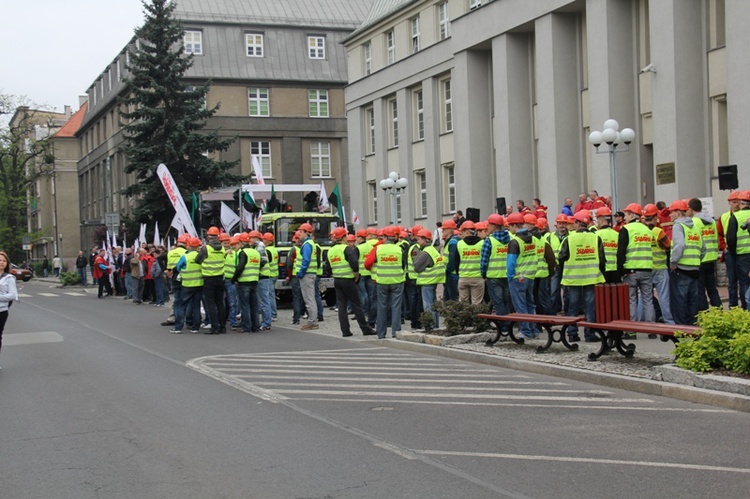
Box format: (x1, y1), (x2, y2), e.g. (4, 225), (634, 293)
(477, 313), (585, 353)
(577, 320), (702, 360)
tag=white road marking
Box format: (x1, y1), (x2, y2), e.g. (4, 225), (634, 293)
(37, 292), (59, 297)
(416, 449), (750, 474)
(4, 331), (63, 346)
(17, 293), (32, 298)
(254, 382), (610, 395)
(232, 374), (569, 385)
(63, 292), (87, 296)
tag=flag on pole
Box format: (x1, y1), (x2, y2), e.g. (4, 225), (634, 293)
(139, 223), (147, 244)
(242, 207), (254, 230)
(153, 221), (161, 247)
(265, 184), (280, 213)
(170, 213), (185, 236)
(156, 163), (198, 237)
(318, 181), (329, 212)
(251, 155), (265, 185)
(220, 201), (241, 233)
(328, 183), (343, 216)
(352, 209), (360, 226)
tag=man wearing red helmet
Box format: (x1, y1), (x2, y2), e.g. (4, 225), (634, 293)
(441, 219), (460, 301)
(506, 212), (538, 339)
(357, 229), (378, 328)
(726, 190), (750, 309)
(547, 214), (570, 314)
(718, 191), (742, 307)
(172, 237), (204, 333)
(669, 200), (706, 324)
(594, 207), (620, 284)
(687, 198), (721, 310)
(365, 225), (407, 338)
(164, 234), (188, 329)
(642, 204), (674, 325)
(195, 227), (227, 334)
(413, 229), (445, 328)
(480, 214), (511, 321)
(296, 223), (320, 330)
(405, 227), (425, 329)
(285, 232), (305, 325)
(327, 227), (375, 337)
(617, 203), (656, 326)
(456, 220), (485, 304)
(525, 214), (555, 315)
(233, 232), (263, 333)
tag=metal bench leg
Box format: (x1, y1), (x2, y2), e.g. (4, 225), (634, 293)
(486, 319), (515, 346)
(537, 324), (579, 353)
(611, 331), (636, 357)
(587, 328), (609, 361)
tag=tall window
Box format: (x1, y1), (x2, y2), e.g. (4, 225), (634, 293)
(416, 170), (427, 218)
(246, 33), (264, 57)
(311, 142), (331, 178)
(308, 89), (329, 118)
(368, 181), (377, 223)
(184, 30), (203, 54)
(388, 98), (399, 148)
(444, 163), (456, 213)
(308, 36), (325, 59)
(363, 42), (372, 75)
(442, 79), (453, 132)
(386, 30), (395, 65)
(470, 0), (481, 9)
(414, 89), (424, 140)
(248, 88), (269, 116)
(411, 17), (421, 53)
(365, 107), (375, 154)
(438, 2), (451, 40)
(251, 141), (272, 178)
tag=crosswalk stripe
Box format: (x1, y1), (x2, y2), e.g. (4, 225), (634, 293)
(269, 389), (652, 402)
(64, 292), (86, 296)
(38, 293), (59, 297)
(231, 375), (569, 385)
(251, 382), (611, 394)
(17, 293), (32, 298)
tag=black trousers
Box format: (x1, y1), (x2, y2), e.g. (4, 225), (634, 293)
(202, 275), (226, 331)
(0, 310), (7, 353)
(334, 278), (369, 336)
(98, 276), (113, 297)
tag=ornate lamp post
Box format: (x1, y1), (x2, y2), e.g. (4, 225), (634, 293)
(379, 171), (408, 226)
(588, 119), (636, 211)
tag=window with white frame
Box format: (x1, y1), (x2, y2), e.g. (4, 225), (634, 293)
(416, 170), (427, 217)
(308, 89), (329, 118)
(368, 181), (377, 223)
(365, 107), (375, 154)
(363, 42), (372, 75)
(248, 88), (269, 116)
(246, 33), (264, 57)
(397, 194), (402, 222)
(187, 85), (207, 110)
(310, 141), (331, 178)
(251, 141), (272, 178)
(444, 163), (456, 213)
(442, 78), (453, 132)
(386, 30), (395, 65)
(184, 30), (203, 54)
(308, 36), (325, 59)
(388, 98), (398, 148)
(116, 58), (120, 81)
(470, 0), (481, 9)
(414, 89), (424, 140)
(411, 17), (421, 53)
(438, 2), (451, 40)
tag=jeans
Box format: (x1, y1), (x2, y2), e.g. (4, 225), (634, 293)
(669, 269), (701, 325)
(623, 270), (654, 322)
(154, 276), (165, 305)
(697, 261), (722, 310)
(237, 282), (260, 332)
(486, 278), (511, 331)
(172, 285), (184, 330)
(77, 267), (88, 286)
(406, 279), (423, 328)
(508, 277), (536, 337)
(300, 273), (318, 325)
(443, 273), (458, 301)
(736, 254), (750, 310)
(549, 266), (562, 314)
(358, 276), (370, 319)
(133, 277), (144, 303)
(334, 278), (370, 335)
(315, 275), (324, 321)
(376, 282), (404, 338)
(651, 269), (674, 324)
(202, 276), (226, 331)
(365, 276), (377, 326)
(124, 273), (132, 299)
(290, 276), (303, 323)
(270, 277), (278, 319)
(725, 251), (739, 308)
(534, 276), (552, 315)
(54, 268), (60, 277)
(565, 285), (596, 339)
(258, 278), (273, 328)
(421, 284), (439, 329)
(180, 286), (203, 331)
(224, 280), (239, 327)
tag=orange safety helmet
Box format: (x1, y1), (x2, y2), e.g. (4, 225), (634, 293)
(356, 229), (368, 238)
(177, 234), (190, 244)
(596, 206), (612, 217)
(346, 234), (356, 242)
(330, 227), (348, 239)
(506, 213), (525, 225)
(623, 203), (642, 215)
(740, 190), (750, 202)
(417, 229), (433, 239)
(442, 219), (457, 230)
(523, 213), (537, 225)
(262, 232), (274, 241)
(229, 236), (241, 245)
(366, 227), (378, 235)
(728, 190), (741, 201)
(573, 211), (590, 225)
(387, 226), (400, 237)
(238, 233), (250, 243)
(642, 204), (659, 217)
(475, 221), (489, 231)
(188, 237), (202, 247)
(535, 218), (547, 230)
(460, 220), (476, 231)
(399, 230), (408, 239)
(248, 230), (262, 239)
(555, 213), (569, 224)
(291, 231), (302, 242)
(410, 225), (424, 235)
(218, 233), (230, 242)
(207, 226), (220, 236)
(299, 223), (314, 233)
(487, 214), (504, 227)
(669, 199), (689, 212)
(567, 216), (576, 224)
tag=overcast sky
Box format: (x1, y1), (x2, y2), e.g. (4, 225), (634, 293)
(0, 0), (145, 114)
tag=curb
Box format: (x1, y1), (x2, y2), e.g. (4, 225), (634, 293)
(381, 339), (750, 413)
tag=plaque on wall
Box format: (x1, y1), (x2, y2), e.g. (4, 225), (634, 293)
(656, 162), (676, 185)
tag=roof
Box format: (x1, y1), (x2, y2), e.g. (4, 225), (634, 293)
(344, 0), (418, 42)
(54, 102), (88, 138)
(173, 0), (375, 29)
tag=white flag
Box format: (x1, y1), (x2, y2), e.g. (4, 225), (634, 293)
(170, 213), (185, 236)
(139, 223), (147, 244)
(251, 155), (265, 185)
(220, 202), (241, 234)
(242, 206), (254, 230)
(318, 181), (329, 212)
(153, 221), (161, 246)
(156, 163), (198, 237)
(352, 209), (360, 226)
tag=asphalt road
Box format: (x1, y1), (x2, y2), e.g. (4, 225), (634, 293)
(1, 280), (749, 498)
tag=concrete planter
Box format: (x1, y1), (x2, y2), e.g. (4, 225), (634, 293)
(653, 364), (750, 396)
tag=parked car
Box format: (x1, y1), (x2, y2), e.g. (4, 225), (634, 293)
(10, 264), (33, 281)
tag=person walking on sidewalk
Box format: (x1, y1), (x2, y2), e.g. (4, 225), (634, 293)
(52, 255), (62, 277)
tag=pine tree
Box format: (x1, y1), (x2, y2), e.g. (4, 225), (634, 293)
(119, 0), (241, 225)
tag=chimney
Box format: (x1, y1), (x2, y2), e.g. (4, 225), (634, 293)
(79, 95), (89, 108)
(64, 105), (72, 118)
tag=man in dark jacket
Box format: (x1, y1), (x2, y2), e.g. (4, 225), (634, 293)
(75, 251), (88, 285)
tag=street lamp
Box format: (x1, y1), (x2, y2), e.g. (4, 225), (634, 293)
(588, 119), (635, 212)
(379, 171), (408, 226)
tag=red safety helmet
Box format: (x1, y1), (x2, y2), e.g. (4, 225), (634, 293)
(642, 204), (659, 217)
(229, 236), (240, 245)
(740, 190), (750, 202)
(410, 225), (424, 235)
(442, 219), (457, 230)
(248, 230), (262, 239)
(555, 213), (569, 224)
(366, 227), (378, 235)
(330, 227), (348, 239)
(299, 223), (314, 233)
(475, 221), (489, 230)
(567, 216), (576, 224)
(218, 233), (230, 242)
(207, 226), (220, 236)
(523, 214), (537, 225)
(506, 213), (525, 225)
(399, 230), (408, 239)
(487, 214), (504, 227)
(356, 229), (368, 238)
(573, 211), (590, 225)
(188, 237), (202, 247)
(460, 220), (476, 231)
(623, 203), (643, 215)
(291, 231), (302, 242)
(262, 232), (274, 241)
(728, 190), (741, 201)
(669, 199), (688, 212)
(535, 218), (547, 230)
(346, 234), (356, 242)
(177, 234), (190, 244)
(596, 206), (612, 217)
(417, 229), (433, 239)
(238, 233), (250, 243)
(387, 226), (401, 237)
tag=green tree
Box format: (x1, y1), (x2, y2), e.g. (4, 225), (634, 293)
(0, 95), (55, 262)
(119, 0), (241, 227)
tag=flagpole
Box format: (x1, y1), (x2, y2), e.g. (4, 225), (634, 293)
(237, 185), (243, 232)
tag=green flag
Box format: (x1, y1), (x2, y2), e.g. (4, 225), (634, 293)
(329, 183), (343, 216)
(265, 184), (280, 213)
(191, 192), (198, 226)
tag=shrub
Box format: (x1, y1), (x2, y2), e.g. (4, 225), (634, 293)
(59, 272), (81, 287)
(431, 300), (490, 335)
(419, 311), (435, 332)
(674, 307), (750, 373)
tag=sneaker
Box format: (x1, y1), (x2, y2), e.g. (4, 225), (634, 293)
(272, 317), (278, 322)
(190, 329), (199, 334)
(300, 323), (319, 330)
(568, 334), (581, 343)
(260, 326), (271, 331)
(169, 329), (182, 334)
(292, 321), (300, 325)
(201, 324), (212, 330)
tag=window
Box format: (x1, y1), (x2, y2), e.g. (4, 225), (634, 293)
(363, 42), (372, 75)
(414, 89), (424, 140)
(365, 107), (375, 154)
(386, 30), (395, 65)
(416, 170), (427, 217)
(116, 58), (120, 81)
(470, 0), (481, 9)
(442, 79), (453, 132)
(438, 2), (451, 40)
(251, 141), (272, 178)
(108, 70), (113, 91)
(311, 141), (331, 178)
(411, 17), (421, 53)
(246, 33), (264, 57)
(248, 88), (269, 116)
(444, 163), (456, 213)
(388, 98), (399, 148)
(368, 181), (378, 223)
(184, 30), (203, 54)
(308, 36), (325, 59)
(308, 89), (329, 118)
